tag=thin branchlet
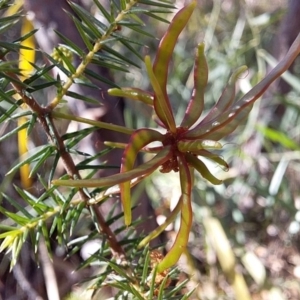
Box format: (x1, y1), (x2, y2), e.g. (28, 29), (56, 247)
(5, 65), (125, 259)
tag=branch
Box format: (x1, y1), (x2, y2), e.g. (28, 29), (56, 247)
(6, 69), (126, 258)
(47, 0), (139, 110)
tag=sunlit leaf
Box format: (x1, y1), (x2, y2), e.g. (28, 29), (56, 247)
(52, 146), (172, 188)
(120, 128), (164, 225)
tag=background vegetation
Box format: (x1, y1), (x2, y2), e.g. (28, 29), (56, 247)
(0, 0), (299, 299)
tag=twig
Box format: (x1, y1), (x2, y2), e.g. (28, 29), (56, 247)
(6, 69), (126, 258)
(47, 0), (139, 110)
(46, 113), (125, 257)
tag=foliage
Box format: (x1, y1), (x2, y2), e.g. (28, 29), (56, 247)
(0, 0), (300, 299)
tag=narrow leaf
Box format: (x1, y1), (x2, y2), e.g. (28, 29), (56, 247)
(157, 155), (192, 273)
(120, 128), (164, 225)
(93, 0), (113, 22)
(177, 139), (222, 152)
(54, 30), (85, 56)
(68, 1), (106, 38)
(52, 146), (172, 188)
(101, 45), (140, 68)
(195, 149), (229, 171)
(66, 90), (99, 104)
(153, 0), (196, 98)
(257, 125), (300, 150)
(138, 196), (182, 248)
(145, 55), (176, 132)
(185, 153), (222, 185)
(180, 43), (208, 128)
(84, 67), (117, 87)
(184, 33), (300, 140)
(7, 145), (53, 175)
(199, 65), (247, 126)
(71, 15), (93, 51)
(108, 87), (154, 105)
(0, 121), (29, 143)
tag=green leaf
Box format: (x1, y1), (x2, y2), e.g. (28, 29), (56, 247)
(165, 278), (189, 298)
(153, 1), (196, 99)
(120, 128), (164, 225)
(0, 210), (30, 226)
(108, 87), (154, 105)
(48, 152), (60, 185)
(0, 101), (20, 122)
(145, 55), (176, 132)
(157, 156), (192, 273)
(23, 64), (56, 85)
(257, 125), (300, 150)
(0, 41), (32, 52)
(7, 145), (55, 175)
(29, 147), (56, 177)
(117, 38), (143, 61)
(180, 43), (208, 129)
(157, 271), (175, 299)
(68, 1), (107, 38)
(149, 266), (158, 299)
(65, 90), (99, 104)
(0, 14), (20, 35)
(144, 11), (171, 23)
(14, 28), (38, 44)
(0, 120), (29, 142)
(76, 147), (111, 166)
(102, 44), (140, 68)
(70, 201), (85, 236)
(54, 46), (77, 74)
(84, 67), (118, 87)
(2, 192), (34, 219)
(184, 33), (300, 140)
(52, 146), (172, 187)
(43, 52), (72, 77)
(120, 24), (155, 39)
(185, 153), (223, 185)
(93, 0), (113, 22)
(138, 0), (175, 9)
(26, 113), (37, 136)
(54, 30), (85, 56)
(90, 54), (129, 72)
(140, 247), (151, 286)
(63, 127), (97, 148)
(70, 14), (93, 51)
(28, 81), (59, 92)
(198, 65), (247, 126)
